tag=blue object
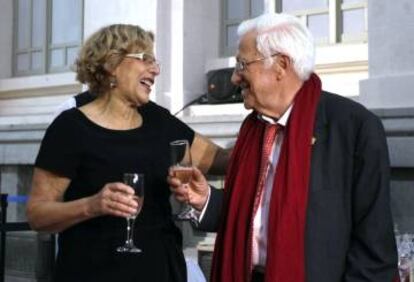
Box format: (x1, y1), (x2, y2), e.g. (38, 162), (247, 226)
(6, 195), (28, 203)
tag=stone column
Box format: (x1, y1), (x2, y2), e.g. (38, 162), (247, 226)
(359, 0), (414, 109)
(155, 0), (184, 112)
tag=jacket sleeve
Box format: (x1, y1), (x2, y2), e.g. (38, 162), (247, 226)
(344, 114), (399, 281)
(195, 187), (224, 232)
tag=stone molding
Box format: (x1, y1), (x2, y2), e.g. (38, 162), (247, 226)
(0, 107), (412, 166)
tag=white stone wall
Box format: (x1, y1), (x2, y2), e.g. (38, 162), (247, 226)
(360, 0), (414, 109)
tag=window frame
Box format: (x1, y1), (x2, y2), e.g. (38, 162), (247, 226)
(221, 0), (251, 57)
(340, 1), (367, 43)
(12, 0), (84, 77)
(221, 0), (367, 56)
(284, 0), (367, 45)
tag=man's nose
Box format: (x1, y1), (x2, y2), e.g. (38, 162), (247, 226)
(231, 70), (242, 86)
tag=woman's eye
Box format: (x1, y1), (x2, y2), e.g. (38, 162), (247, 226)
(144, 55), (154, 63)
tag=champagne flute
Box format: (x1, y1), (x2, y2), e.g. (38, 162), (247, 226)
(170, 140), (194, 221)
(116, 173), (144, 253)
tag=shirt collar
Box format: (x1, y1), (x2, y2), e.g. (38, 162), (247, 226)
(257, 104), (293, 127)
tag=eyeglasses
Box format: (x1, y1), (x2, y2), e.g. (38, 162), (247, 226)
(234, 53), (280, 73)
(125, 53), (161, 70)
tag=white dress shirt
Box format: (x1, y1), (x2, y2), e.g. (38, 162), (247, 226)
(252, 106), (292, 266)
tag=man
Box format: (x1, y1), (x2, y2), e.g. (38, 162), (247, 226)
(168, 12), (398, 282)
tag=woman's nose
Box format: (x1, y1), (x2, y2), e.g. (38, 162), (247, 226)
(149, 63), (160, 75)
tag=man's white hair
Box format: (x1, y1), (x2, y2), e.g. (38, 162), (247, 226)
(237, 13), (315, 81)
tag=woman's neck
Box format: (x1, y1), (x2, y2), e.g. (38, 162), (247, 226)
(80, 92), (142, 130)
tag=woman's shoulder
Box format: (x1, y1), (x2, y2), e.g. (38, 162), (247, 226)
(49, 108), (84, 133)
(140, 101), (171, 116)
(53, 107), (81, 123)
(139, 101), (194, 139)
(140, 101), (179, 125)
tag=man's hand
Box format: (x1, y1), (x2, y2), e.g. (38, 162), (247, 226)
(168, 167), (210, 211)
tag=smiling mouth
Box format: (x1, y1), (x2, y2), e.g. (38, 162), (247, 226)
(140, 78), (154, 91)
(240, 82), (249, 97)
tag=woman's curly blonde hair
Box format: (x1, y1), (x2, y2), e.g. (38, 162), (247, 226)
(75, 24), (154, 95)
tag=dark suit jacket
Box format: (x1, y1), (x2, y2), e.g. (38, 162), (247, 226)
(199, 91), (398, 282)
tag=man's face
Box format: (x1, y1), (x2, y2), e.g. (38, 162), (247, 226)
(231, 31), (280, 115)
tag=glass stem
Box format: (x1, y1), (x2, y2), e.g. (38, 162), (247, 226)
(129, 218), (136, 246)
(125, 218), (135, 247)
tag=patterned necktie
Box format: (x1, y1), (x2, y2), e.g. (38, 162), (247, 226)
(257, 123), (279, 199)
(250, 123), (280, 271)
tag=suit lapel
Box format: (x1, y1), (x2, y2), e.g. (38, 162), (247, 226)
(312, 91), (328, 146)
(309, 91), (329, 192)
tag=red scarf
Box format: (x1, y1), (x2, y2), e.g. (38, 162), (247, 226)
(210, 74), (322, 282)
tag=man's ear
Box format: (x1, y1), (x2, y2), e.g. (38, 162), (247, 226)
(278, 54), (292, 71)
(274, 55), (292, 80)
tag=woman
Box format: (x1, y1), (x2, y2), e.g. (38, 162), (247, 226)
(26, 24), (225, 282)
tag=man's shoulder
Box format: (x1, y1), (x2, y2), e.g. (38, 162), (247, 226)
(319, 91), (380, 123)
(320, 91), (365, 113)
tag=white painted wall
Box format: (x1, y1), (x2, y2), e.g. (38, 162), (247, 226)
(83, 0), (157, 38)
(316, 43), (368, 97)
(155, 0), (221, 114)
(182, 0), (220, 105)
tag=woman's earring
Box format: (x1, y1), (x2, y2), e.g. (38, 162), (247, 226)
(109, 77), (117, 88)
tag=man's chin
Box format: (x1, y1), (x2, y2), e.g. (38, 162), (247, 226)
(243, 100), (253, 110)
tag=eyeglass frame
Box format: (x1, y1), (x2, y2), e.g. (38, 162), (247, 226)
(234, 53), (280, 73)
(125, 52), (161, 70)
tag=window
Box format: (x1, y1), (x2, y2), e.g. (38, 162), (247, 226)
(221, 0), (367, 56)
(279, 0), (367, 44)
(222, 0), (264, 56)
(13, 0), (83, 76)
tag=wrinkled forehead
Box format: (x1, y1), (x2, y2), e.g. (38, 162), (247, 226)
(236, 30), (261, 58)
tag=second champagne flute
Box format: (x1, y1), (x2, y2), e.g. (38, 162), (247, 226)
(116, 173), (145, 253)
(170, 140), (194, 221)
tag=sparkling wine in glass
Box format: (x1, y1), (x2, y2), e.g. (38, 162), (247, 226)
(170, 140), (194, 221)
(116, 173), (144, 253)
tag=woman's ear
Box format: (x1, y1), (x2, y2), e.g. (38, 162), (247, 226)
(104, 61), (117, 75)
(103, 52), (123, 75)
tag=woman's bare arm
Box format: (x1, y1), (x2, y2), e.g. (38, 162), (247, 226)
(26, 168), (138, 233)
(190, 133), (232, 175)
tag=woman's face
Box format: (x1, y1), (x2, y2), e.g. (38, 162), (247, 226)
(111, 49), (160, 107)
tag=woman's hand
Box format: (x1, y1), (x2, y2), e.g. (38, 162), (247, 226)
(27, 168), (139, 233)
(86, 182), (138, 218)
(168, 167), (210, 211)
